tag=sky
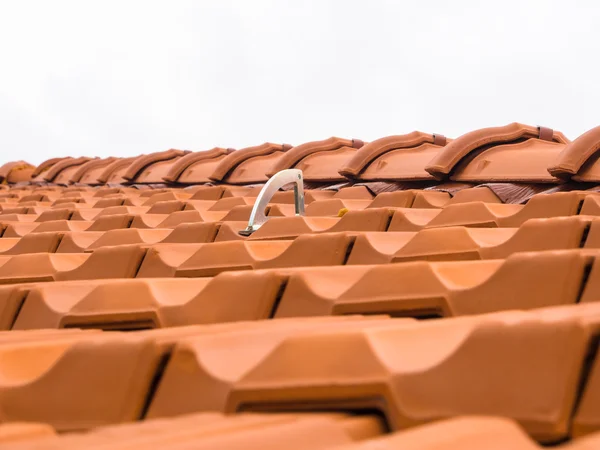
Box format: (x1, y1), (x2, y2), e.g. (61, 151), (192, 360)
(1, 0), (599, 164)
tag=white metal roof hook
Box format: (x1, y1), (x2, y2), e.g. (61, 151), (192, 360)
(239, 169), (305, 236)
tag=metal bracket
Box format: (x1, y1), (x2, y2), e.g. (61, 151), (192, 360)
(239, 169), (305, 236)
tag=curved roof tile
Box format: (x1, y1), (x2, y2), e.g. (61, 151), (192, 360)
(164, 147), (234, 184)
(340, 132), (447, 181)
(209, 143), (292, 184)
(425, 123), (569, 183)
(266, 137), (364, 182)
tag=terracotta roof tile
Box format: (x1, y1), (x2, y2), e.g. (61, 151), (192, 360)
(43, 157), (96, 184)
(426, 123), (570, 182)
(13, 272), (285, 330)
(549, 124), (600, 182)
(135, 233), (353, 277)
(332, 416), (539, 449)
(277, 250), (589, 318)
(96, 156), (139, 184)
(69, 157), (119, 184)
(350, 216), (590, 264)
(163, 147), (234, 184)
(340, 132), (447, 181)
(30, 157), (70, 179)
(7, 126), (600, 445)
(121, 149), (190, 184)
(22, 411), (385, 448)
(0, 422), (56, 443)
(0, 333), (163, 431)
(209, 143), (292, 184)
(267, 137), (365, 182)
(0, 161), (35, 184)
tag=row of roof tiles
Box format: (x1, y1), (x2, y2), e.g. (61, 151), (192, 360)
(0, 190), (598, 238)
(7, 123), (600, 186)
(0, 246), (597, 330)
(6, 415), (600, 449)
(4, 305), (600, 443)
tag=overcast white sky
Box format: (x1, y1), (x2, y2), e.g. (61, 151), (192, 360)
(1, 0), (598, 164)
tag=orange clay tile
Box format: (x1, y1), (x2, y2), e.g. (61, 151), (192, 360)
(55, 231), (104, 253)
(581, 219), (600, 250)
(266, 137), (365, 182)
(129, 210), (228, 229)
(34, 208), (74, 222)
(271, 189), (336, 203)
(227, 304), (600, 442)
(203, 194), (322, 212)
(425, 123), (569, 182)
(52, 197), (89, 206)
(30, 157), (72, 182)
(128, 211), (197, 229)
(0, 244), (146, 284)
(0, 161), (35, 184)
(366, 190), (420, 208)
(163, 147), (235, 184)
(388, 192), (593, 231)
(412, 190), (458, 208)
(332, 416), (540, 450)
(96, 156), (139, 184)
(0, 422), (56, 443)
(81, 214), (134, 232)
(0, 253), (89, 284)
(85, 228), (172, 251)
(69, 157), (120, 185)
(69, 205), (150, 221)
(92, 186), (139, 197)
(3, 220), (93, 238)
(0, 231), (65, 255)
(445, 186), (502, 204)
(577, 251), (600, 303)
(572, 331), (600, 437)
(121, 149), (190, 184)
(135, 415), (380, 449)
(580, 195), (600, 216)
(18, 193), (58, 203)
(209, 143), (292, 185)
(143, 306), (597, 443)
(334, 186), (375, 199)
(43, 412), (384, 449)
(0, 284), (30, 329)
(567, 433), (600, 449)
(92, 196), (144, 208)
(189, 185), (256, 200)
(12, 272), (286, 330)
(305, 199), (372, 216)
(57, 222), (218, 252)
(276, 250), (591, 318)
(146, 200), (188, 215)
(159, 222), (220, 243)
(145, 317), (402, 419)
(0, 333), (164, 431)
(43, 157), (96, 184)
(207, 196), (255, 211)
(549, 124), (600, 181)
(141, 191), (193, 206)
(137, 188), (173, 197)
(54, 244), (147, 281)
(339, 132), (447, 181)
(216, 208), (392, 241)
(136, 233), (353, 278)
(348, 216), (591, 264)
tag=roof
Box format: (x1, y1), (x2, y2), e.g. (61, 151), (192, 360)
(1, 122), (600, 447)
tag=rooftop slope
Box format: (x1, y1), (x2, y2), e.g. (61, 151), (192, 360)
(3, 123), (600, 448)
